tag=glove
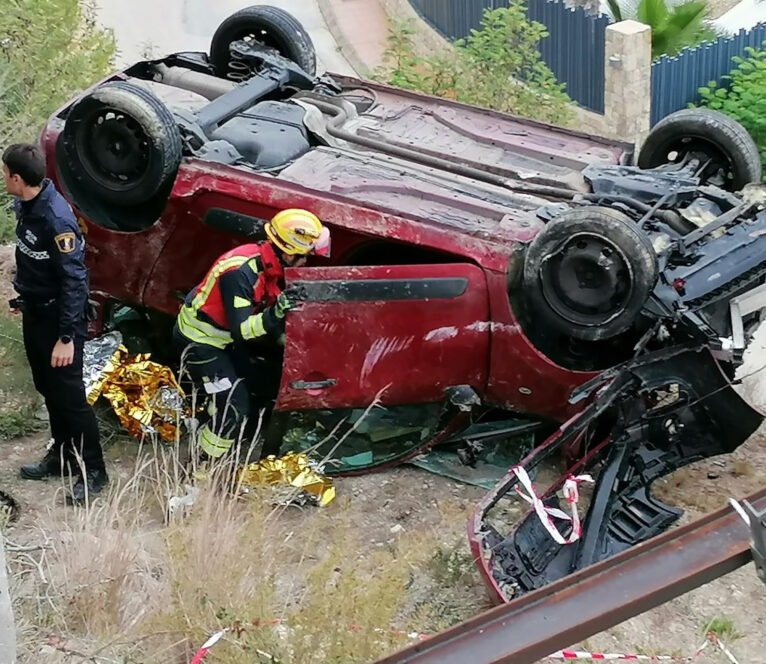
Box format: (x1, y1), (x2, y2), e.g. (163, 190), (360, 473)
(274, 288), (299, 319)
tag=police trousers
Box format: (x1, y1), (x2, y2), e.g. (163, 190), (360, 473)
(22, 305), (104, 472)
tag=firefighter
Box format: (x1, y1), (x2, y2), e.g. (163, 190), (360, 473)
(173, 209), (330, 460)
(2, 143), (107, 502)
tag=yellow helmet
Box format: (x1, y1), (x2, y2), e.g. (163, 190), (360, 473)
(265, 209), (330, 257)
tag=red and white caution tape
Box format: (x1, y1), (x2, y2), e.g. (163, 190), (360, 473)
(708, 633), (741, 664)
(511, 465), (594, 545)
(189, 630), (225, 664)
(547, 639), (709, 661)
(547, 633), (742, 664)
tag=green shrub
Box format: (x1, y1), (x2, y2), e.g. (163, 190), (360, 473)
(375, 1), (573, 127)
(698, 44), (766, 176)
(0, 0), (116, 240)
(0, 313), (40, 437)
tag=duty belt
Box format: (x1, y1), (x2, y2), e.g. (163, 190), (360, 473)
(11, 296), (57, 313)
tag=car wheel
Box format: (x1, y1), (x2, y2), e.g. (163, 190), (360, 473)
(638, 109), (761, 191)
(210, 5), (317, 80)
(523, 207), (658, 342)
(59, 81), (182, 207)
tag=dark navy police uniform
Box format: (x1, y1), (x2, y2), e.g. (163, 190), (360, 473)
(12, 179), (104, 473)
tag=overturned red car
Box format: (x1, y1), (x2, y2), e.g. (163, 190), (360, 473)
(40, 6), (766, 599)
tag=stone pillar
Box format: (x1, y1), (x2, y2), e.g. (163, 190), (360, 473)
(603, 20), (652, 150)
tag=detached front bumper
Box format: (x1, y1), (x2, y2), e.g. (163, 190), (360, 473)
(469, 347), (763, 603)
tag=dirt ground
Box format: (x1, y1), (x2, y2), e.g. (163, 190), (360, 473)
(2, 430), (765, 662)
(0, 242), (765, 662)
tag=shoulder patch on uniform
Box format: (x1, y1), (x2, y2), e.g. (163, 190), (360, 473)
(54, 232), (76, 254)
(233, 296), (252, 309)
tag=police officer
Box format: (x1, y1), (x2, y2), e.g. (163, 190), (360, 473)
(174, 209), (330, 460)
(2, 143), (107, 502)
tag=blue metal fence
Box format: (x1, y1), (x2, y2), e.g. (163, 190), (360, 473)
(408, 0), (610, 113)
(651, 24), (766, 126)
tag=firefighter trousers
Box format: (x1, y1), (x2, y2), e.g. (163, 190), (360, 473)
(173, 325), (251, 458)
(21, 306), (104, 472)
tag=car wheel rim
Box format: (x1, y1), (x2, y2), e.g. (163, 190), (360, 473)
(75, 108), (151, 193)
(540, 232), (634, 328)
(659, 136), (734, 187)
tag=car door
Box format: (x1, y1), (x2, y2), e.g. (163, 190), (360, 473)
(278, 263), (491, 410)
(264, 263), (491, 474)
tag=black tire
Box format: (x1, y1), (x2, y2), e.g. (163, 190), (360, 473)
(210, 5), (316, 80)
(523, 207), (658, 341)
(638, 109), (761, 191)
(59, 81), (182, 207)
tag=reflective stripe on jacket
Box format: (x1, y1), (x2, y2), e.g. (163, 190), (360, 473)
(177, 243), (284, 348)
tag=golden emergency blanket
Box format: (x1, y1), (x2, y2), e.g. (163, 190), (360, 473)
(84, 333), (185, 441)
(236, 452), (336, 506)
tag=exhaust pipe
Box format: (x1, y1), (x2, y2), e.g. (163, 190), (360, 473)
(153, 63), (236, 100)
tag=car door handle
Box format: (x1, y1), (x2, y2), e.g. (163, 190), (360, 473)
(290, 379), (337, 390)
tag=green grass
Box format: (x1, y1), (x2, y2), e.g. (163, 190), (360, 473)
(0, 313), (39, 439)
(0, 314), (31, 391)
(0, 410), (43, 440)
(0, 208), (14, 245)
(701, 616), (744, 643)
(429, 540), (475, 585)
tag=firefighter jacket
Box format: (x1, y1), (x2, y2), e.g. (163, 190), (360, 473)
(12, 179), (88, 338)
(177, 242), (285, 349)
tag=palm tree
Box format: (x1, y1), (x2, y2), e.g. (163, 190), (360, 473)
(605, 0), (716, 58)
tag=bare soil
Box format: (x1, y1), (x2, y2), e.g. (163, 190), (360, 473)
(3, 430), (765, 662)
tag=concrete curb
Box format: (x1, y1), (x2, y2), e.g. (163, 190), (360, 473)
(317, 0), (452, 78)
(317, 0), (372, 77)
(380, 0), (451, 58)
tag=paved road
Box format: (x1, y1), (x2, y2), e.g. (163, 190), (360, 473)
(94, 0), (356, 75)
(714, 0), (766, 34)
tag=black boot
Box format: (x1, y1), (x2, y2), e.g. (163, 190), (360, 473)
(68, 467), (109, 504)
(20, 449), (62, 480)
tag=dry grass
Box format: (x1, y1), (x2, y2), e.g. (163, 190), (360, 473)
(9, 441), (470, 663)
(0, 249), (41, 439)
(0, 299), (483, 662)
(730, 459), (753, 478)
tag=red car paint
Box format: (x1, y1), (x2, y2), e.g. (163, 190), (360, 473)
(40, 70), (632, 424)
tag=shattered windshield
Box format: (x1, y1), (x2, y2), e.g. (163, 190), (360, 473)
(271, 404), (443, 474)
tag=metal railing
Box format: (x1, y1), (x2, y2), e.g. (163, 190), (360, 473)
(651, 25), (766, 126)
